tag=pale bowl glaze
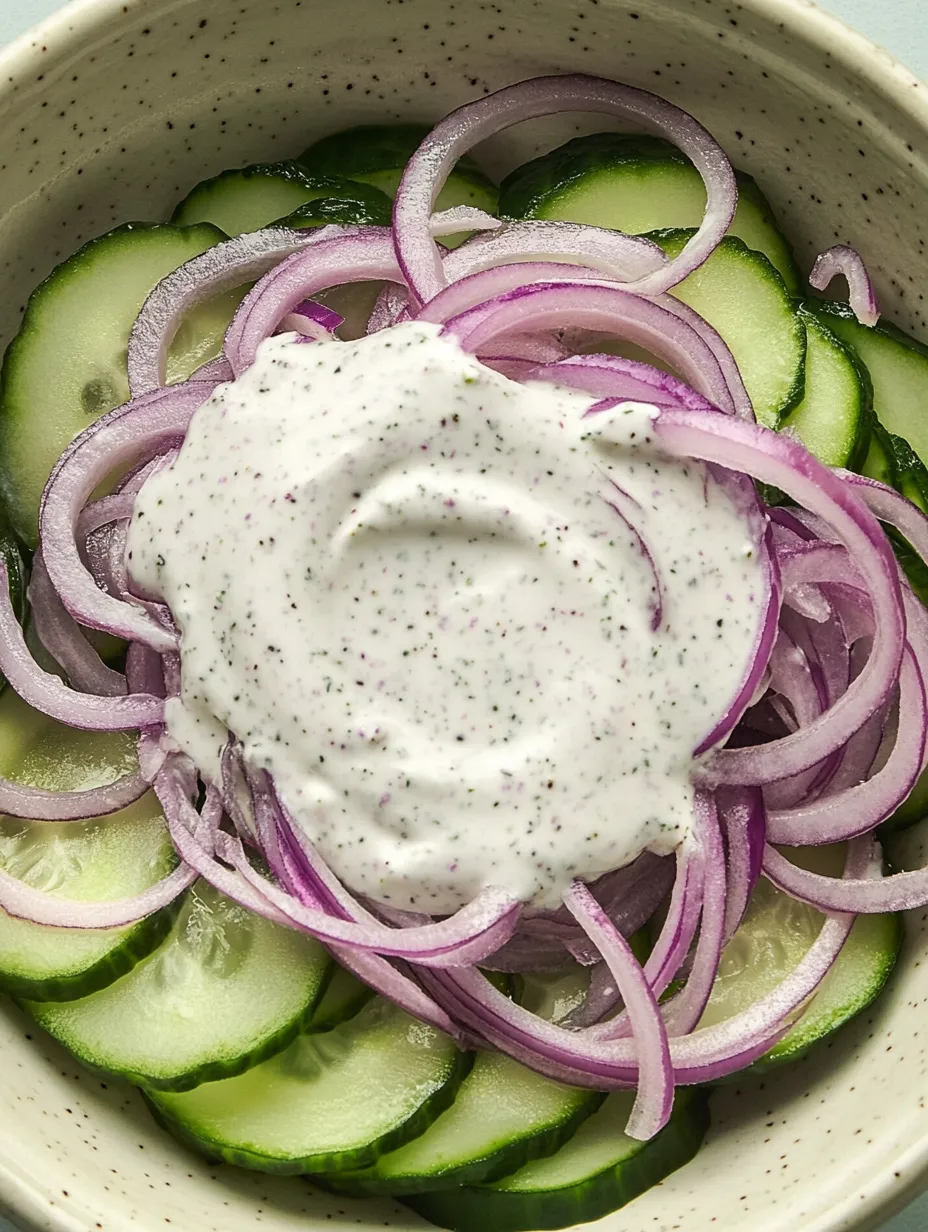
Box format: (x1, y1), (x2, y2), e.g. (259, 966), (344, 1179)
(2, 0), (928, 1229)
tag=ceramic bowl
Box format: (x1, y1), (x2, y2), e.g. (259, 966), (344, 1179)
(2, 0), (928, 1229)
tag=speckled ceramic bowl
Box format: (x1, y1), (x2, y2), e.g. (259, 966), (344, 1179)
(2, 0), (928, 1229)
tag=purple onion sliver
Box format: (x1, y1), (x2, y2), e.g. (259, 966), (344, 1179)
(809, 245), (880, 327)
(649, 410), (904, 784)
(128, 226), (348, 396)
(394, 73), (735, 303)
(0, 561), (164, 732)
(225, 229), (402, 376)
(40, 381), (218, 653)
(28, 550), (128, 698)
(564, 879), (673, 1140)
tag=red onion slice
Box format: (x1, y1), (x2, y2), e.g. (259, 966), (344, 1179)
(442, 219), (665, 284)
(225, 229), (403, 376)
(534, 353), (717, 413)
(761, 834), (928, 913)
(366, 283), (410, 334)
(564, 879), (673, 1140)
(646, 410), (904, 783)
(394, 73), (736, 304)
(0, 857), (194, 930)
(718, 787), (766, 943)
(282, 817), (467, 1040)
(0, 769), (210, 928)
(430, 205), (502, 237)
(442, 280), (741, 416)
(128, 226), (350, 396)
(0, 562), (164, 732)
(40, 380), (217, 652)
(766, 646), (925, 842)
(280, 299), (345, 339)
(0, 760), (148, 823)
(657, 795), (727, 1037)
(28, 550), (128, 698)
(809, 246), (880, 327)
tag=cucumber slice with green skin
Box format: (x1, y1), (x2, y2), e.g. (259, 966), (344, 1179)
(886, 432), (928, 512)
(0, 221), (235, 547)
(499, 132), (801, 292)
(649, 229), (805, 428)
(148, 997), (469, 1174)
(172, 162), (392, 236)
(272, 189), (393, 231)
(329, 1050), (604, 1196)
(806, 299), (928, 472)
(861, 417), (899, 488)
(298, 124), (498, 248)
(403, 1089), (709, 1232)
(517, 966), (591, 1024)
(332, 964), (602, 1196)
(26, 879), (331, 1091)
(307, 963), (374, 1032)
(779, 308), (872, 469)
(0, 802), (178, 1004)
(698, 845), (901, 1072)
(856, 427), (928, 832)
(0, 688), (178, 1002)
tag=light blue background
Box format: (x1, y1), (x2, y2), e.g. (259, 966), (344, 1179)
(0, 0), (925, 1229)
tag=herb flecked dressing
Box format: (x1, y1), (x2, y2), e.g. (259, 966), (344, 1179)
(128, 322), (764, 912)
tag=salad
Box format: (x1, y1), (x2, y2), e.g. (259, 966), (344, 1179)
(0, 72), (924, 1231)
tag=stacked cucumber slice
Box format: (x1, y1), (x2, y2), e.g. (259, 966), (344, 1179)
(26, 879), (332, 1090)
(0, 689), (179, 1002)
(150, 997), (471, 1174)
(299, 124), (499, 247)
(172, 162), (393, 235)
(499, 133), (801, 292)
(697, 844), (901, 1074)
(405, 1089), (710, 1232)
(0, 118), (923, 1232)
(646, 228), (805, 428)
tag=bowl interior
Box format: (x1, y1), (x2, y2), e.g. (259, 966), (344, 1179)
(2, 0), (928, 1229)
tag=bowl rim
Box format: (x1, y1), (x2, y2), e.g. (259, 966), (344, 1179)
(0, 1), (926, 1230)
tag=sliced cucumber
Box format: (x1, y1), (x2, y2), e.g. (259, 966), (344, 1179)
(0, 222), (236, 546)
(149, 997), (469, 1174)
(698, 844), (901, 1071)
(331, 1049), (603, 1196)
(499, 133), (800, 292)
(651, 229), (805, 428)
(298, 124), (498, 247)
(26, 879), (330, 1090)
(272, 190), (392, 231)
(307, 963), (374, 1033)
(806, 299), (928, 471)
(861, 417), (898, 487)
(779, 307), (871, 469)
(0, 691), (178, 1002)
(886, 432), (928, 512)
(333, 965), (600, 1196)
(517, 966), (591, 1024)
(404, 1088), (709, 1232)
(172, 162), (392, 236)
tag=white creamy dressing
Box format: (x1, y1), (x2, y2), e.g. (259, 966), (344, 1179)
(127, 322), (765, 913)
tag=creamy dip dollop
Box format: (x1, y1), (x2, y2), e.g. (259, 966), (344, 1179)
(127, 322), (764, 912)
